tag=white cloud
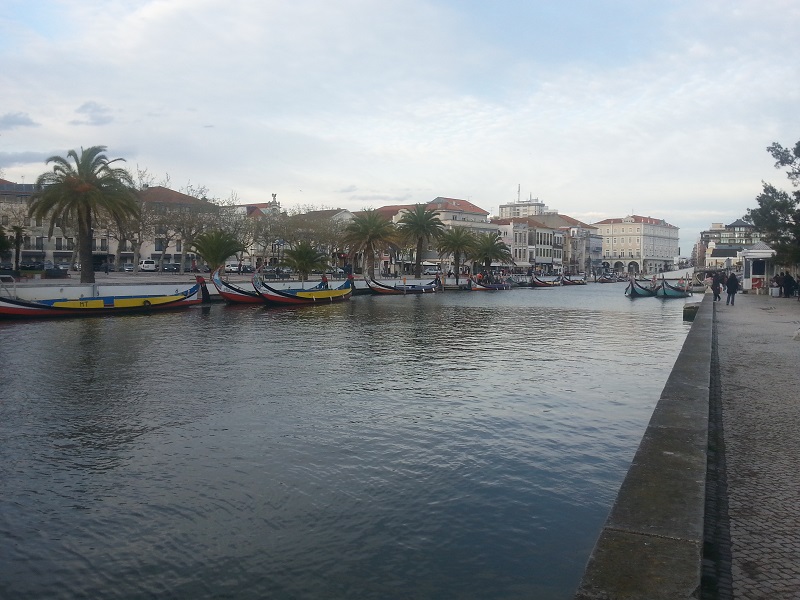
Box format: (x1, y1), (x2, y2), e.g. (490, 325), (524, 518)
(1, 0), (799, 249)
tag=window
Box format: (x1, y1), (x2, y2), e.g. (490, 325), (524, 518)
(1, 215), (7, 225)
(67, 238), (75, 250)
(35, 237), (44, 250)
(176, 240), (182, 252)
(155, 239), (165, 252)
(56, 237), (63, 250)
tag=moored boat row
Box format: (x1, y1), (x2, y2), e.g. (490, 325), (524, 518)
(0, 268), (695, 320)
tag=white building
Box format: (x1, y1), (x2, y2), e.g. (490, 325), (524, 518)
(591, 215), (680, 274)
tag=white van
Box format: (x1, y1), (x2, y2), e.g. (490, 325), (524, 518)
(139, 259), (158, 271)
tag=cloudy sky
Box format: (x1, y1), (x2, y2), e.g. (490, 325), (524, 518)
(1, 0), (798, 252)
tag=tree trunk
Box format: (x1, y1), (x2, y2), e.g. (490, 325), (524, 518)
(415, 238), (423, 278)
(78, 211), (95, 284)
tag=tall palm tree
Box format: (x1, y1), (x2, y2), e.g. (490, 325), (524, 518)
(470, 232), (514, 273)
(190, 229), (244, 271)
(29, 146), (138, 283)
(397, 204), (444, 278)
(282, 241), (329, 281)
(437, 227), (476, 284)
(342, 210), (397, 279)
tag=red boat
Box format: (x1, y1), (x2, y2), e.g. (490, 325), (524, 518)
(529, 276), (560, 288)
(211, 267), (263, 304)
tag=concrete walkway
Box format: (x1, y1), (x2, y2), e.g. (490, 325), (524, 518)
(714, 292), (800, 598)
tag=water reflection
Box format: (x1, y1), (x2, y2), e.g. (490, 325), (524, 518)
(0, 285), (691, 599)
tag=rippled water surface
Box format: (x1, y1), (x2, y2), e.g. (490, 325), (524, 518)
(0, 284), (692, 599)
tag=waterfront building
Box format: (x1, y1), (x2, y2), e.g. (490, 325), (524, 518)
(374, 197), (495, 275)
(694, 219), (764, 270)
(0, 179), (218, 271)
(528, 213), (603, 275)
(591, 215), (680, 274)
(492, 218), (563, 274)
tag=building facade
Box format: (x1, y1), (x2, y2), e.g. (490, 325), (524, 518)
(591, 215), (680, 274)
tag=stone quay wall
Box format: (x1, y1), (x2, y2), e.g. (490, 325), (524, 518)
(575, 295), (713, 599)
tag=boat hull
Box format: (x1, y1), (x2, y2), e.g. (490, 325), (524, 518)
(253, 277), (353, 305)
(211, 268), (264, 304)
(530, 276), (560, 288)
(468, 279), (512, 291)
(365, 278), (438, 295)
(0, 278), (207, 319)
(624, 279), (657, 298)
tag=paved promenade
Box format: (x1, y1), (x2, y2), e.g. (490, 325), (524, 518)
(714, 292), (800, 599)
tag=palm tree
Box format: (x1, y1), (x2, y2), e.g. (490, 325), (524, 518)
(397, 204), (444, 278)
(437, 227), (476, 284)
(190, 229), (244, 271)
(470, 232), (514, 274)
(29, 146), (138, 284)
(342, 210), (397, 279)
(282, 241), (328, 281)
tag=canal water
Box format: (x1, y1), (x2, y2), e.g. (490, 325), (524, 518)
(0, 283), (692, 599)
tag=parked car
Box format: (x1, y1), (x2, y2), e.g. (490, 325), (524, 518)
(56, 263), (71, 271)
(325, 267), (345, 275)
(20, 261), (44, 270)
(162, 263), (179, 272)
(423, 267), (440, 275)
(123, 263), (134, 272)
(138, 259), (158, 271)
(224, 263), (240, 273)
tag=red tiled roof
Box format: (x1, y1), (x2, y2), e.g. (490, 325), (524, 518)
(136, 185), (209, 206)
(429, 197), (490, 215)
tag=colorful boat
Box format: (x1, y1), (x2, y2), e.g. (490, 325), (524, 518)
(624, 277), (657, 298)
(365, 278), (439, 295)
(0, 277), (209, 319)
(211, 267), (263, 304)
(468, 277), (512, 291)
(529, 275), (560, 288)
(559, 276), (587, 285)
(253, 275), (354, 305)
(597, 274), (620, 283)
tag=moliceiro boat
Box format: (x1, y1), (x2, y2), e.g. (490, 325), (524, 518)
(0, 276), (209, 319)
(365, 277), (439, 295)
(655, 276), (692, 299)
(253, 275), (354, 305)
(559, 275), (587, 286)
(529, 275), (560, 288)
(468, 277), (512, 291)
(624, 276), (657, 298)
(211, 267), (263, 304)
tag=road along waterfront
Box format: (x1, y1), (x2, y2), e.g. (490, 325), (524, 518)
(0, 283), (692, 599)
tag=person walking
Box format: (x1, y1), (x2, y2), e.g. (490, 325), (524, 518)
(726, 272), (739, 306)
(711, 273), (722, 302)
(784, 272), (796, 298)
